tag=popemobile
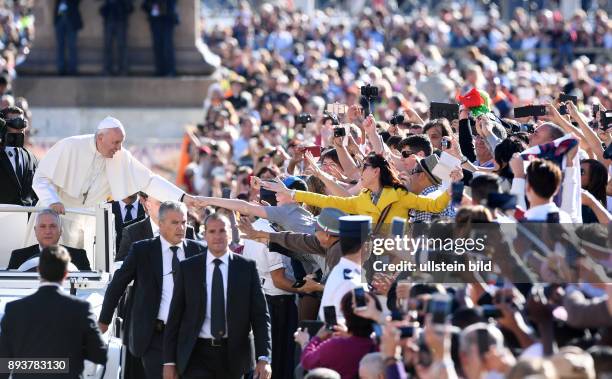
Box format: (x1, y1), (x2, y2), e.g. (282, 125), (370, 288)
(0, 203), (125, 378)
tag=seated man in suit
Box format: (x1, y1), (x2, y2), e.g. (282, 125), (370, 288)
(8, 208), (91, 271)
(111, 192), (146, 248)
(115, 191), (196, 261)
(0, 245), (107, 378)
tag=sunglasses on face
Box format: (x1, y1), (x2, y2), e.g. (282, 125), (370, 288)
(361, 163), (373, 171)
(401, 150), (415, 159)
(409, 166), (423, 175)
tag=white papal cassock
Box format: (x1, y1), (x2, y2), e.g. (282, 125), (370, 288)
(25, 134), (184, 249)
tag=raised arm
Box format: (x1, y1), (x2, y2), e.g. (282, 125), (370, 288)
(198, 197), (267, 219)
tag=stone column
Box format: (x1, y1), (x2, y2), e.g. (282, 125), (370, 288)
(18, 0), (218, 76)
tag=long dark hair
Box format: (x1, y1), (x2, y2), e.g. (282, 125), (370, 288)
(364, 152), (407, 191)
(582, 159), (608, 206)
(340, 291), (381, 338)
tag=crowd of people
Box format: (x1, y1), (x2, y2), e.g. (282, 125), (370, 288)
(0, 0), (33, 132)
(171, 1), (612, 379)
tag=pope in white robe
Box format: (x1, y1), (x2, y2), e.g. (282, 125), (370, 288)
(26, 116), (198, 249)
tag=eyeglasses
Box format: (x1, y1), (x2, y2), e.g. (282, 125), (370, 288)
(401, 150), (415, 159)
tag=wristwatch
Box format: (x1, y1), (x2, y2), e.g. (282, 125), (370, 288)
(460, 155), (469, 164)
(257, 356), (271, 364)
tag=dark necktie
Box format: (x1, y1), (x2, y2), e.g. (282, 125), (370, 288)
(13, 147), (22, 182)
(124, 204), (134, 223)
(170, 246), (180, 281)
(211, 258), (226, 339)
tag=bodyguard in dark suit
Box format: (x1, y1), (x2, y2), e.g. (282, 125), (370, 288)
(0, 107), (37, 207)
(111, 193), (145, 250)
(142, 0), (178, 76)
(163, 213), (272, 379)
(99, 201), (206, 379)
(115, 192), (195, 261)
(7, 208), (91, 271)
(100, 0), (133, 75)
(54, 0), (83, 75)
(0, 245), (107, 379)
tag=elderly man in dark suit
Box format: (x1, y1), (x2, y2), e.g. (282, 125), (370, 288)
(99, 201), (206, 379)
(0, 245), (107, 379)
(54, 0), (83, 75)
(8, 208), (91, 271)
(163, 213), (271, 379)
(0, 106), (37, 207)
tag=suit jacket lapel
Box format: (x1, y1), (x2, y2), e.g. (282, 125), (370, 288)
(226, 253), (239, 333)
(152, 236), (163, 290)
(196, 252), (207, 331)
(137, 203), (145, 219)
(184, 240), (205, 258)
(143, 217), (153, 240)
(0, 149), (21, 191)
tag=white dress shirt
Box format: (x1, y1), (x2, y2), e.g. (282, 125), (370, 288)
(523, 202), (573, 223)
(242, 218), (293, 296)
(150, 218), (160, 237)
(510, 166), (580, 222)
(119, 198), (138, 222)
(199, 251), (231, 338)
(157, 236), (186, 323)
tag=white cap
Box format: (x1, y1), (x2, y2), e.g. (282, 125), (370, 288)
(97, 116), (125, 133)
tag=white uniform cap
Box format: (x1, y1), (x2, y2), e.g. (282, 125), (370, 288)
(97, 116), (125, 133)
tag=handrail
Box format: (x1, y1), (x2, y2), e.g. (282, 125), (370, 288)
(0, 205), (95, 217)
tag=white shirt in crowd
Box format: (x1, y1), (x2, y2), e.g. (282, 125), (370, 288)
(510, 166), (580, 222)
(319, 257), (366, 322)
(199, 250), (230, 339)
(523, 202), (573, 223)
(157, 236), (186, 323)
(242, 218), (293, 297)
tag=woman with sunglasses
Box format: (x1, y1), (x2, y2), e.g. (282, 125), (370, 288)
(262, 152), (462, 224)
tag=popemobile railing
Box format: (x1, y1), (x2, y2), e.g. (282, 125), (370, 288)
(0, 203), (116, 275)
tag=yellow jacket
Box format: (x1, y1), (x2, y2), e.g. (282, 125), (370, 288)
(294, 187), (450, 224)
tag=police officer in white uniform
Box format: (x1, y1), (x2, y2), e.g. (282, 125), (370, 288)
(318, 215), (372, 322)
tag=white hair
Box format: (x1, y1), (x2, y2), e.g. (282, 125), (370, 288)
(35, 208), (62, 229)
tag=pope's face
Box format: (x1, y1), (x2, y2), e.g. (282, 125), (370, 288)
(97, 128), (125, 158)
